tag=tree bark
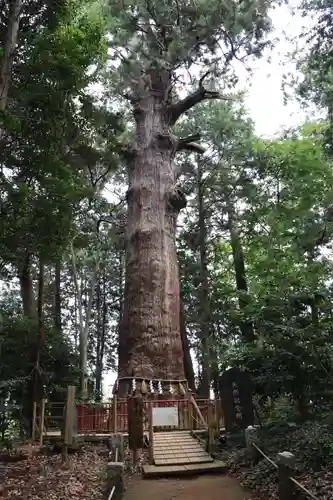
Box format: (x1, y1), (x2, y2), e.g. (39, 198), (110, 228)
(54, 260), (62, 333)
(118, 246), (124, 319)
(0, 0), (22, 110)
(118, 71), (185, 392)
(227, 201), (255, 342)
(18, 253), (35, 318)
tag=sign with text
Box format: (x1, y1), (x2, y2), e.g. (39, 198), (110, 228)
(218, 367), (254, 433)
(152, 406), (179, 427)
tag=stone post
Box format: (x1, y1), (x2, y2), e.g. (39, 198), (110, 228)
(245, 425), (259, 461)
(276, 451), (295, 500)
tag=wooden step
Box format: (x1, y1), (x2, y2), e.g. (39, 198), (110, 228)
(143, 461), (228, 479)
(154, 450), (212, 457)
(153, 445), (205, 452)
(154, 458), (213, 465)
(152, 430), (214, 467)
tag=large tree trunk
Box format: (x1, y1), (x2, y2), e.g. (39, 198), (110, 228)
(18, 253), (35, 318)
(0, 0), (22, 110)
(118, 72), (185, 393)
(227, 201), (255, 342)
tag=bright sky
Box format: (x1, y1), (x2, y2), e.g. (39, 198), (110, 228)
(240, 0), (316, 137)
(103, 0), (317, 398)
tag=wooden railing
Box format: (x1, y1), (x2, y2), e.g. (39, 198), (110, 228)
(36, 395), (224, 435)
(246, 426), (320, 500)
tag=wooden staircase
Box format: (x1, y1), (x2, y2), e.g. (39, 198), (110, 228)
(143, 431), (227, 478)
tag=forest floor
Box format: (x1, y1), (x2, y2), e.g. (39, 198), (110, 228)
(122, 447), (251, 500)
(1, 443), (252, 500)
(123, 474), (251, 500)
(0, 444), (107, 500)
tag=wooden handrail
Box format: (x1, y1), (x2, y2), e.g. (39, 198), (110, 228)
(190, 394), (207, 428)
(247, 429), (320, 500)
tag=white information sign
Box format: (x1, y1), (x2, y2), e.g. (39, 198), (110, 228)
(152, 406), (179, 427)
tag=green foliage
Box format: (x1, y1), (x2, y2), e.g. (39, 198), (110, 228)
(292, 421), (333, 469)
(241, 459), (277, 490)
(106, 0), (274, 100)
(0, 0), (124, 273)
(233, 418), (333, 496)
(0, 314), (79, 396)
(297, 1), (333, 152)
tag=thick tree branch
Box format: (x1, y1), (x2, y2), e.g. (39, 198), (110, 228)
(176, 133), (206, 154)
(177, 133), (200, 148)
(170, 73), (230, 125)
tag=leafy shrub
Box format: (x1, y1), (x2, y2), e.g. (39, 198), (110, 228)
(291, 421), (333, 470)
(231, 416), (333, 495)
(241, 459), (277, 490)
(266, 395), (297, 423)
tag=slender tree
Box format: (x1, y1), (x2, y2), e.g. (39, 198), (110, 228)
(0, 0), (23, 110)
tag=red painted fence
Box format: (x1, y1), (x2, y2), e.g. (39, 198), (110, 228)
(43, 398), (223, 434)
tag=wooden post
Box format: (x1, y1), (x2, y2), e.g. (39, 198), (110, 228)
(207, 401), (215, 453)
(39, 398), (46, 446)
(147, 399), (154, 465)
(276, 451), (295, 500)
(216, 401), (221, 431)
(108, 400), (112, 432)
(64, 385), (76, 447)
(183, 405), (189, 429)
(127, 393), (144, 467)
(32, 401), (37, 441)
(187, 390), (193, 431)
(112, 394), (117, 433)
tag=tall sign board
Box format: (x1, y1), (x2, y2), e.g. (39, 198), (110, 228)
(218, 367), (254, 433)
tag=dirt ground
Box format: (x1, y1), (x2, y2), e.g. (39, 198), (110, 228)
(123, 475), (251, 500)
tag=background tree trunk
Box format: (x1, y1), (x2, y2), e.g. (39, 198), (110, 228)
(0, 0), (22, 110)
(95, 274), (107, 400)
(95, 275), (102, 399)
(118, 78), (185, 393)
(32, 257), (44, 404)
(19, 253), (35, 318)
(71, 242), (99, 399)
(227, 200), (255, 342)
(197, 158), (211, 398)
(54, 260), (62, 333)
(180, 295), (195, 391)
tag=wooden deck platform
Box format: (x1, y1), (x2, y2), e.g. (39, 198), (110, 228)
(144, 430), (227, 478)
